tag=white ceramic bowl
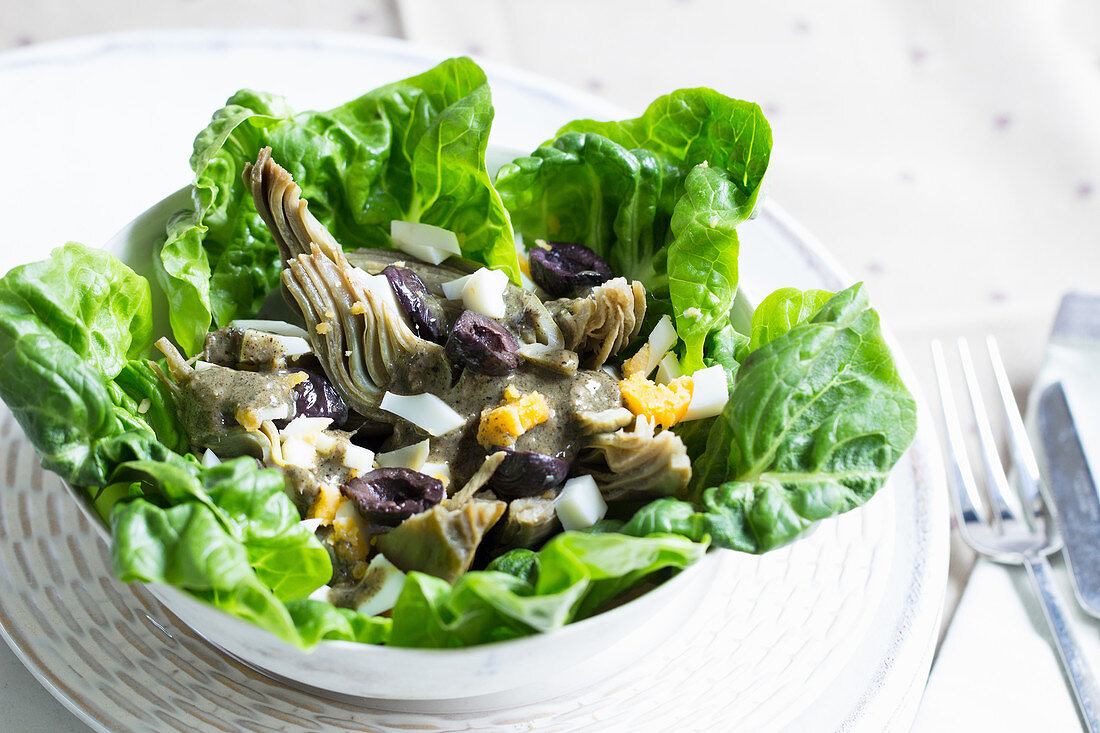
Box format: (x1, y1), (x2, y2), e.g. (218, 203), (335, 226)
(68, 146), (741, 701)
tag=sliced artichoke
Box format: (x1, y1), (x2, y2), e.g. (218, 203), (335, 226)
(579, 415), (691, 501)
(244, 149), (451, 421)
(153, 337), (301, 451)
(546, 277), (647, 367)
(377, 499), (506, 583)
(497, 495), (560, 550)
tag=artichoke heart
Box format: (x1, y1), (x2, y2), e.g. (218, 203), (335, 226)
(377, 500), (506, 583)
(579, 415), (691, 501)
(546, 277), (647, 367)
(244, 148), (451, 422)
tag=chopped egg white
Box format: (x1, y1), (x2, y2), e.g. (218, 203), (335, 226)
(281, 436), (318, 469)
(555, 475), (607, 531)
(230, 319), (311, 339)
(419, 461), (451, 488)
(380, 391), (465, 436)
(298, 517), (324, 533)
(441, 273), (473, 300)
(643, 315), (678, 377)
(193, 360), (217, 372)
(246, 403), (293, 423)
(390, 221), (462, 265)
(342, 444), (376, 474)
(682, 364), (730, 421)
(375, 439), (430, 471)
(308, 584), (332, 603)
(313, 432), (337, 453)
(655, 352), (683, 385)
(359, 270), (404, 317)
(280, 416), (333, 440)
(201, 449), (221, 468)
(255, 332), (313, 357)
(355, 554), (408, 617)
(460, 267), (509, 319)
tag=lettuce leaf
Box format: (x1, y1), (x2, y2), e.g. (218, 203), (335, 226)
(497, 89), (771, 373)
(110, 457), (337, 645)
(0, 243), (163, 486)
(496, 133), (669, 289)
(747, 287), (833, 352)
(557, 87), (772, 219)
(158, 57), (519, 354)
(387, 531), (707, 648)
(667, 163), (742, 372)
(626, 284), (917, 552)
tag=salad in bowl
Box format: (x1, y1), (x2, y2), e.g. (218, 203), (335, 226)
(0, 57), (916, 654)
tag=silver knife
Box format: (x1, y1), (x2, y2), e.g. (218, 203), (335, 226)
(1039, 381), (1100, 617)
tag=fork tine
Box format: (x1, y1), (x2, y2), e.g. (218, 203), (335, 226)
(986, 336), (1043, 528)
(930, 340), (986, 526)
(957, 338), (1016, 526)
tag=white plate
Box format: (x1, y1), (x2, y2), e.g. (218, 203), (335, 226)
(0, 29), (949, 732)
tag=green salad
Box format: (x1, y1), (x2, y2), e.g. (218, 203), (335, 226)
(0, 58), (916, 649)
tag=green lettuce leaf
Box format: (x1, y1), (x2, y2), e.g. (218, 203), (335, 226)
(158, 57), (519, 354)
(748, 287), (833, 352)
(387, 531), (707, 648)
(496, 133), (669, 289)
(0, 244), (163, 486)
(498, 89), (771, 369)
(557, 87), (772, 219)
(110, 458), (334, 644)
(286, 600), (392, 645)
(628, 284), (917, 553)
(667, 163), (742, 372)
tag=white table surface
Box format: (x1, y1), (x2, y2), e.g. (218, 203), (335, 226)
(2, 1), (1099, 730)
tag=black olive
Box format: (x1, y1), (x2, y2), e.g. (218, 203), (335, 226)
(290, 369), (348, 427)
(382, 265), (447, 344)
(528, 241), (612, 297)
(341, 467), (445, 526)
(445, 310), (520, 376)
(487, 448), (570, 499)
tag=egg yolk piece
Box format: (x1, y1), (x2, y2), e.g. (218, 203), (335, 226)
(619, 372), (693, 429)
(477, 387), (551, 448)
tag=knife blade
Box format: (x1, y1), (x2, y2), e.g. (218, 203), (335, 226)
(1039, 381), (1100, 617)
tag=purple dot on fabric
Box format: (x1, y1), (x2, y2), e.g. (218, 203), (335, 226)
(465, 44), (484, 56)
(989, 291), (1008, 303)
(1077, 182), (1094, 198)
(585, 79), (605, 92)
(993, 114), (1012, 130)
(763, 103), (780, 116)
(899, 171), (915, 183)
(866, 261), (885, 275)
(910, 47), (928, 64)
(793, 19), (811, 34)
(353, 11), (373, 24)
(15, 35), (33, 47)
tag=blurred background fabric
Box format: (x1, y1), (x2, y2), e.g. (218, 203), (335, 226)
(1, 1), (1098, 729)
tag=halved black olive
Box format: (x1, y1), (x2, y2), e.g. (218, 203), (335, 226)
(282, 369), (347, 427)
(382, 265), (447, 344)
(445, 310), (520, 376)
(487, 448), (570, 499)
(528, 241), (612, 297)
(342, 467), (445, 526)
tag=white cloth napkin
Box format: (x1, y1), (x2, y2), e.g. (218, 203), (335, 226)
(913, 557), (1099, 732)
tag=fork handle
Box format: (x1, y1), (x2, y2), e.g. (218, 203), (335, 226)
(1026, 557), (1100, 732)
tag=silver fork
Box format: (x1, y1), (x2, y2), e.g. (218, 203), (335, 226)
(932, 337), (1099, 732)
